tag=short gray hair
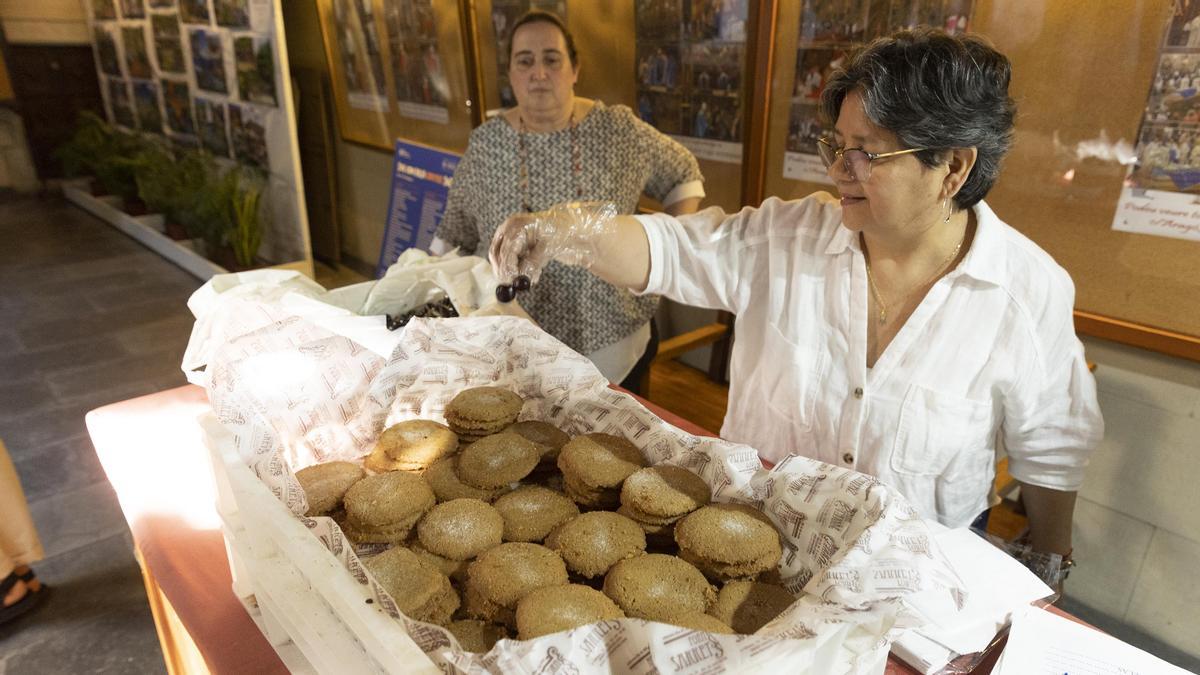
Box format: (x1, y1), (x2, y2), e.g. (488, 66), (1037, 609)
(820, 28), (1016, 210)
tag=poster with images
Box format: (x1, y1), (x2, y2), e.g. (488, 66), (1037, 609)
(95, 0), (117, 20)
(634, 0), (748, 164)
(234, 35), (278, 106)
(190, 29), (229, 93)
(133, 81), (163, 133)
(216, 0), (250, 28)
(108, 78), (137, 128)
(121, 0), (146, 19)
(1112, 11), (1200, 242)
(489, 0), (566, 108)
(229, 103), (269, 169)
(331, 0), (389, 111)
(122, 26), (152, 79)
(783, 0), (975, 184)
(152, 14), (186, 74)
(96, 27), (122, 76)
(383, 0), (449, 123)
(180, 0), (211, 24)
(195, 97), (231, 156)
(162, 79), (196, 134)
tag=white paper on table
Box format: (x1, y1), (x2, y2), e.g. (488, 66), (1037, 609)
(995, 605), (1193, 675)
(891, 523), (1054, 673)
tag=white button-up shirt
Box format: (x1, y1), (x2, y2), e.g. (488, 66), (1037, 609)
(636, 193), (1103, 527)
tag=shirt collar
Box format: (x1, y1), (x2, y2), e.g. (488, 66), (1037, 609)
(824, 199), (1008, 287)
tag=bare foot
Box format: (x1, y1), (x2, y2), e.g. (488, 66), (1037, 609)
(2, 578), (28, 608)
(13, 566), (41, 593)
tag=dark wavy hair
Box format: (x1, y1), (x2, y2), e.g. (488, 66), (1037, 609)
(508, 10), (578, 68)
(819, 28), (1016, 209)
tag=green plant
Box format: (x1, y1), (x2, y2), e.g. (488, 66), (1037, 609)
(54, 111), (110, 177)
(54, 112), (146, 202)
(227, 172), (264, 269)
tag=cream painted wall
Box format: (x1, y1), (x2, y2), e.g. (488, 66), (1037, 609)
(0, 0), (89, 44)
(1067, 336), (1200, 658)
(334, 141), (393, 270)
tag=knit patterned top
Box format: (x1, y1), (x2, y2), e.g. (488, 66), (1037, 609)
(437, 101), (703, 355)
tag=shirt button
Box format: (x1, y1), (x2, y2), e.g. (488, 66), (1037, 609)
(842, 452), (854, 464)
(853, 387), (863, 399)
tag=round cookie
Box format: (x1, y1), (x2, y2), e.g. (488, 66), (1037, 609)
(342, 471), (435, 543)
(674, 503), (783, 581)
(456, 433), (540, 489)
(620, 465), (711, 519)
(447, 619), (507, 653)
(664, 611), (735, 635)
(363, 546), (459, 625)
(462, 580), (514, 625)
(425, 457), (508, 503)
(558, 433), (647, 490)
(409, 542), (470, 582)
(444, 387), (524, 434)
(603, 554), (715, 622)
(505, 421), (570, 461)
(362, 445), (408, 474)
(296, 461), (365, 516)
(546, 511), (646, 578)
(515, 584), (625, 640)
(493, 486), (580, 542)
(467, 542), (569, 609)
(708, 580), (795, 634)
(373, 419), (459, 471)
(417, 498), (504, 561)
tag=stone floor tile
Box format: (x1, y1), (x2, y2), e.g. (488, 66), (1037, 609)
(27, 482), (130, 560)
(13, 434), (108, 503)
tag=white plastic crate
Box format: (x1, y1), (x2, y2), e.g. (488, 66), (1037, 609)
(201, 414), (441, 674)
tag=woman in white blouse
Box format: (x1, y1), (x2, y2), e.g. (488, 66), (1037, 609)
(489, 29), (1104, 561)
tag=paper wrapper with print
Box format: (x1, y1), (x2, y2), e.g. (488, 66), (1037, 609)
(191, 289), (965, 675)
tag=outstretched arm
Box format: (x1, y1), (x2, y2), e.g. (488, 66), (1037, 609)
(489, 202), (654, 292)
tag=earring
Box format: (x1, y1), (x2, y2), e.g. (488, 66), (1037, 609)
(943, 198), (952, 223)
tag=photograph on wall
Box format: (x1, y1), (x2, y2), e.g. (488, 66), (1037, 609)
(108, 78), (137, 128)
(133, 81), (164, 133)
(95, 28), (122, 77)
(121, 0), (146, 19)
(1113, 13), (1200, 242)
(94, 0), (117, 20)
(122, 26), (153, 79)
(634, 0), (747, 163)
(490, 0), (567, 108)
(383, 0), (449, 123)
(190, 29), (229, 93)
(783, 0), (975, 183)
(229, 103), (269, 170)
(216, 0), (251, 28)
(180, 0), (212, 24)
(195, 97), (231, 156)
(162, 78), (196, 134)
(234, 35), (278, 106)
(331, 0), (389, 110)
(152, 14), (186, 74)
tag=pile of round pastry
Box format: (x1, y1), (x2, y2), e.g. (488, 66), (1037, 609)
(295, 386), (795, 653)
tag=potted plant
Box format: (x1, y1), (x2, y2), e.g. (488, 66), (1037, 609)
(55, 112), (147, 212)
(227, 172), (265, 271)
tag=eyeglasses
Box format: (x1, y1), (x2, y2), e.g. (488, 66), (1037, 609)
(816, 137), (926, 182)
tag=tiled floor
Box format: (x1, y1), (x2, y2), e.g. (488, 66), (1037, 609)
(2, 195), (1197, 674)
(0, 194), (191, 673)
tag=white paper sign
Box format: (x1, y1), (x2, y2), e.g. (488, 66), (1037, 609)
(1112, 187), (1200, 242)
(784, 151), (834, 185)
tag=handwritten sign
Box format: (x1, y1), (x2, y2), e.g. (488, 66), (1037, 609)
(1113, 187), (1200, 242)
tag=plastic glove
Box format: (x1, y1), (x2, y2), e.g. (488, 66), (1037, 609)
(488, 201), (618, 285)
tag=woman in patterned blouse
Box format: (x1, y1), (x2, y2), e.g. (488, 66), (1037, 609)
(433, 10), (704, 394)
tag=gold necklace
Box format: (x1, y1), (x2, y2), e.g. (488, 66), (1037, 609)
(862, 230), (965, 325)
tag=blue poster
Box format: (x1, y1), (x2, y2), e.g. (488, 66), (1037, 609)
(375, 140), (461, 278)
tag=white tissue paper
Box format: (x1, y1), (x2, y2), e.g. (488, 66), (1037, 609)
(185, 257), (970, 675)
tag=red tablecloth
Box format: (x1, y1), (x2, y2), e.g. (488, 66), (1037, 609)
(87, 384), (1036, 674)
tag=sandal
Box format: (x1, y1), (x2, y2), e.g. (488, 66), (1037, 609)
(0, 570), (48, 626)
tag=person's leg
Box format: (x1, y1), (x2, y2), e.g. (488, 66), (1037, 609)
(619, 320), (660, 396)
(0, 439), (44, 576)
